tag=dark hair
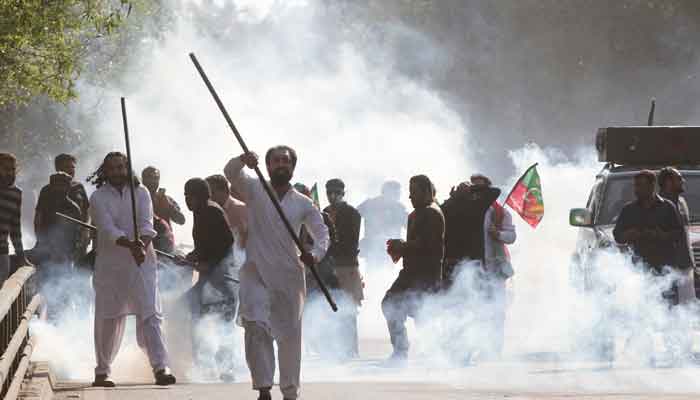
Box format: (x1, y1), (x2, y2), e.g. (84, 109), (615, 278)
(326, 178), (345, 191)
(410, 174), (435, 200)
(470, 173), (492, 186)
(87, 152), (136, 188)
(0, 153), (17, 167)
(657, 167), (681, 188)
(205, 174), (230, 194)
(54, 153), (76, 170)
(185, 178), (211, 201)
(142, 166), (159, 178)
(634, 170), (657, 186)
(265, 145), (297, 167)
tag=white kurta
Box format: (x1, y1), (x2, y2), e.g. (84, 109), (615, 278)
(224, 157), (329, 339)
(483, 205), (516, 277)
(90, 183), (160, 320)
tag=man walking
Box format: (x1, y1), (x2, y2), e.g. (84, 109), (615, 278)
(88, 152), (176, 387)
(183, 177), (239, 382)
(383, 175), (444, 362)
(0, 153), (29, 283)
(224, 146), (329, 400)
(470, 174), (516, 359)
(324, 178), (363, 359)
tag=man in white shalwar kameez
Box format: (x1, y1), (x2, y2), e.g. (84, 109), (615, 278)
(88, 152), (176, 387)
(224, 145), (329, 400)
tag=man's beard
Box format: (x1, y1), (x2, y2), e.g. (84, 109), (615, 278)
(108, 174), (127, 187)
(270, 168), (292, 187)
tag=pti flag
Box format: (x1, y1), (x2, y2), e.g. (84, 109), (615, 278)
(505, 163), (544, 228)
(310, 183), (321, 209)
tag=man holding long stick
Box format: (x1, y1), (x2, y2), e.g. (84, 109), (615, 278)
(225, 146), (329, 400)
(88, 152), (176, 387)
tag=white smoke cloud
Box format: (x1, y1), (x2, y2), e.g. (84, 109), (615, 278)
(28, 1), (700, 394)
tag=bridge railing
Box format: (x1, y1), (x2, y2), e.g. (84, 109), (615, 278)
(0, 266), (41, 400)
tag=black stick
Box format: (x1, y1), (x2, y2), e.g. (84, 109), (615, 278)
(189, 52), (337, 312)
(647, 98), (656, 126)
(55, 212), (195, 265)
(121, 98), (141, 258)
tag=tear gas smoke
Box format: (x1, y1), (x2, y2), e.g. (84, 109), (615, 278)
(27, 0), (700, 394)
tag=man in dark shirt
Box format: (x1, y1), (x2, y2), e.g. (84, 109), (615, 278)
(33, 172), (82, 262)
(32, 172), (82, 321)
(658, 167), (695, 269)
(613, 170), (688, 272)
(440, 181), (501, 288)
(324, 178), (363, 358)
(0, 153), (29, 283)
(35, 154), (91, 259)
(142, 166), (186, 231)
(383, 175), (445, 361)
(182, 178), (238, 382)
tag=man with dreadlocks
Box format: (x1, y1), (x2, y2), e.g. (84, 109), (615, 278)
(383, 175), (445, 362)
(88, 152), (176, 387)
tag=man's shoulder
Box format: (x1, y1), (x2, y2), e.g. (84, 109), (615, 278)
(205, 201), (226, 217)
(342, 202), (360, 216)
(0, 186), (22, 203)
(70, 181), (87, 191)
(227, 196), (245, 207)
(427, 203), (445, 218)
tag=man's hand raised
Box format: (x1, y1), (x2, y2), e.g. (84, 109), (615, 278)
(241, 152), (259, 169)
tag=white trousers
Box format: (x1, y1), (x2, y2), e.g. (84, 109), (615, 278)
(94, 314), (169, 375)
(244, 320), (301, 399)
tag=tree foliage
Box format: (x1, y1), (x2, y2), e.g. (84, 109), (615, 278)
(0, 0), (134, 105)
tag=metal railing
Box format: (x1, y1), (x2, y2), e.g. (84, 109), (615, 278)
(0, 266), (41, 400)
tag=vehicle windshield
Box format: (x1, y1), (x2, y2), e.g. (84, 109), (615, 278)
(597, 174), (700, 225)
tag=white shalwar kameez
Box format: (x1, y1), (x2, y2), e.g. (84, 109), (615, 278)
(90, 183), (169, 376)
(225, 157), (329, 400)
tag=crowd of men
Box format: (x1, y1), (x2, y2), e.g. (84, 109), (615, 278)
(0, 146), (521, 400)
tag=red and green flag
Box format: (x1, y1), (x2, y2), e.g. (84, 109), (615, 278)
(505, 163), (544, 228)
(310, 183), (321, 209)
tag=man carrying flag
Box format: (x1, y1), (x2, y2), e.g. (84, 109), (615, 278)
(470, 174), (517, 360)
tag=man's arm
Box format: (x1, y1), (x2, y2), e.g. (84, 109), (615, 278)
(613, 207), (631, 244)
(347, 208), (362, 253)
(223, 156), (254, 203)
(304, 202), (330, 263)
(167, 196), (186, 225)
(136, 187), (158, 243)
(9, 190), (24, 257)
(496, 210), (517, 244)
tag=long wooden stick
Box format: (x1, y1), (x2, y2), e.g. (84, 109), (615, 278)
(55, 212), (181, 262)
(189, 53), (337, 312)
(121, 98), (140, 249)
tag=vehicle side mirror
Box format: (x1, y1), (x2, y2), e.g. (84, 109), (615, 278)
(569, 208), (593, 227)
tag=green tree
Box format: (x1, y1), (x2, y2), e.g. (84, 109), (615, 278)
(0, 0), (134, 105)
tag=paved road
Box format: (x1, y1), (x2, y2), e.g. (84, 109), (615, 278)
(49, 338), (700, 400)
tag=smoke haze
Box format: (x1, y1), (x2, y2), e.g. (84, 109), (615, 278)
(25, 0), (700, 394)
